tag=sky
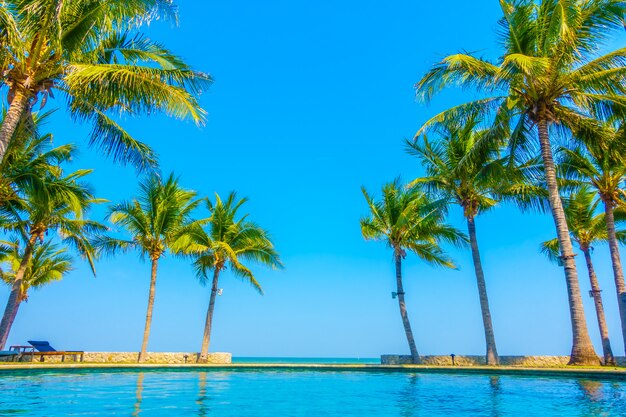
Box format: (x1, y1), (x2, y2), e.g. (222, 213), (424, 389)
(2, 0), (626, 358)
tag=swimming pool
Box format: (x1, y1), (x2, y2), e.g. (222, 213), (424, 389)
(0, 368), (624, 416)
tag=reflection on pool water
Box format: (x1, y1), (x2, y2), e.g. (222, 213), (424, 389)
(0, 369), (625, 416)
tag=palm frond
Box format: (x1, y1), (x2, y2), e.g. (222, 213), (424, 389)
(360, 179), (462, 267)
(540, 238), (561, 264)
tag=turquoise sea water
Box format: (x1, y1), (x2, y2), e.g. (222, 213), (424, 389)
(0, 368), (625, 416)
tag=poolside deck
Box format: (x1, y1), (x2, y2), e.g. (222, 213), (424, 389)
(1, 363), (625, 380)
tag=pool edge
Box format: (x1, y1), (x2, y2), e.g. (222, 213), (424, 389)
(0, 363), (625, 380)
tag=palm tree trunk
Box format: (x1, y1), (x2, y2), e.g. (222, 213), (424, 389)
(0, 234), (37, 349)
(537, 118), (598, 365)
(0, 295), (23, 351)
(582, 247), (615, 365)
(138, 258), (159, 363)
(0, 89), (30, 162)
(198, 268), (221, 363)
(602, 201), (626, 356)
(467, 216), (499, 365)
(395, 251), (419, 364)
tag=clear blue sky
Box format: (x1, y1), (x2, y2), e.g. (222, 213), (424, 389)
(2, 0), (625, 357)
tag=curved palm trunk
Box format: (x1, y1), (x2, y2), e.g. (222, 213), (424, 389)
(602, 201), (626, 355)
(582, 247), (615, 365)
(138, 258), (159, 363)
(537, 119), (598, 365)
(198, 268), (221, 363)
(0, 89), (30, 162)
(467, 216), (499, 365)
(0, 234), (37, 349)
(395, 251), (419, 364)
(0, 294), (23, 351)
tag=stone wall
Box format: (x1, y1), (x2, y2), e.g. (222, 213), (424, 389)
(381, 355), (626, 367)
(15, 352), (232, 364)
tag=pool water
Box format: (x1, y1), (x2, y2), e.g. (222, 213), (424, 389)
(0, 369), (625, 416)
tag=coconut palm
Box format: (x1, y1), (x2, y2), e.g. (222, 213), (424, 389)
(541, 187), (625, 365)
(406, 113), (546, 365)
(413, 0), (624, 364)
(360, 179), (466, 364)
(0, 241), (73, 346)
(93, 173), (199, 362)
(0, 110), (74, 207)
(173, 192), (282, 363)
(558, 123), (626, 354)
(0, 0), (212, 169)
(0, 168), (104, 349)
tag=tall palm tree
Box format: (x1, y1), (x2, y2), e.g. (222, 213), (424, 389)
(413, 0), (624, 365)
(0, 241), (73, 346)
(406, 114), (546, 365)
(94, 173), (199, 362)
(360, 179), (466, 364)
(173, 192), (282, 363)
(559, 123), (626, 354)
(0, 0), (212, 169)
(0, 169), (104, 349)
(541, 187), (625, 365)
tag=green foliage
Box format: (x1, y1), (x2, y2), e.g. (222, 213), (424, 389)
(0, 0), (212, 170)
(0, 163), (106, 274)
(0, 110), (105, 273)
(406, 111), (548, 218)
(540, 186), (626, 263)
(360, 179), (467, 268)
(173, 192), (283, 294)
(0, 240), (72, 299)
(540, 237), (562, 263)
(414, 0), (625, 158)
(558, 121), (626, 208)
(94, 172), (199, 261)
(0, 111), (74, 207)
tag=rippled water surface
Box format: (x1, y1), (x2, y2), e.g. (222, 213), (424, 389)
(1, 369), (625, 416)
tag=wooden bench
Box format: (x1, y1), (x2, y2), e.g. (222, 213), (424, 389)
(34, 351), (84, 362)
(27, 341), (84, 363)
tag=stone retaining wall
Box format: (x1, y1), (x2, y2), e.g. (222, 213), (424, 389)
(12, 352), (232, 364)
(381, 355), (626, 367)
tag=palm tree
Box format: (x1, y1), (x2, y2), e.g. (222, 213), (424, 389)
(360, 179), (466, 364)
(0, 0), (212, 169)
(0, 111), (74, 207)
(94, 173), (199, 362)
(0, 169), (104, 349)
(559, 123), (626, 354)
(0, 241), (73, 346)
(541, 187), (625, 365)
(173, 192), (282, 363)
(406, 114), (545, 365)
(413, 0), (624, 365)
